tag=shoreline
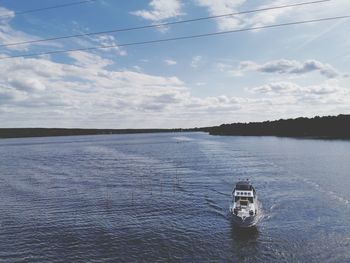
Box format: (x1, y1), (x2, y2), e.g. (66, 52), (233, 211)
(1, 128), (349, 141)
(0, 128), (187, 139)
(1, 114), (349, 140)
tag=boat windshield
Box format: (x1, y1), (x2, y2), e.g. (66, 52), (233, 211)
(235, 181), (252, 191)
(235, 196), (254, 203)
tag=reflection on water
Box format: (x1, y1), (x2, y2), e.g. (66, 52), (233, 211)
(230, 223), (259, 242)
(230, 223), (260, 262)
(0, 133), (350, 262)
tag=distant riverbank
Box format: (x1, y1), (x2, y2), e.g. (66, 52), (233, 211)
(204, 114), (350, 139)
(1, 114), (349, 139)
(0, 128), (185, 139)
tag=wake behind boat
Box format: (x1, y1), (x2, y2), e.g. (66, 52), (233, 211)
(229, 180), (259, 227)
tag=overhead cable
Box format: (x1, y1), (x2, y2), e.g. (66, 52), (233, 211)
(0, 0), (97, 18)
(1, 15), (349, 60)
(0, 0), (331, 48)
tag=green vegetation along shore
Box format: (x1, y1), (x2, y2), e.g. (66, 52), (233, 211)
(204, 114), (350, 139)
(1, 114), (349, 139)
(0, 128), (183, 139)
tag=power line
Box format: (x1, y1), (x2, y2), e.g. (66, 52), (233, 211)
(1, 15), (349, 60)
(0, 0), (331, 48)
(0, 0), (97, 18)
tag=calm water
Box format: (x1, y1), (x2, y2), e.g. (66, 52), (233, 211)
(0, 132), (349, 262)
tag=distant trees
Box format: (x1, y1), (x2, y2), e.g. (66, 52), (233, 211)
(1, 114), (349, 139)
(0, 128), (182, 139)
(205, 114), (350, 138)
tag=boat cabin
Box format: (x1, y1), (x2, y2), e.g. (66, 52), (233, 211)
(232, 181), (256, 205)
(235, 181), (254, 191)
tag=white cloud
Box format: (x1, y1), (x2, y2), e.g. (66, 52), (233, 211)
(68, 51), (113, 69)
(191, 55), (202, 68)
(194, 0), (246, 30)
(248, 0), (350, 28)
(2, 51), (348, 128)
(0, 7), (14, 18)
(242, 79), (350, 119)
(92, 35), (127, 56)
(0, 53), (247, 127)
(248, 80), (347, 98)
(164, 59), (177, 65)
(2, 51), (350, 127)
(229, 59), (341, 78)
(0, 7), (38, 51)
(132, 65), (142, 72)
(0, 6), (64, 52)
(8, 77), (46, 92)
(249, 81), (299, 94)
(0, 87), (26, 103)
(194, 0), (350, 32)
(0, 52), (243, 127)
(70, 33), (126, 57)
(131, 0), (183, 22)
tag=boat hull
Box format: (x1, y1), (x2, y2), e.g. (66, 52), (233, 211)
(231, 214), (257, 228)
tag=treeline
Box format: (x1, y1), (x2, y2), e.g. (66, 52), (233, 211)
(205, 114), (350, 138)
(0, 128), (183, 139)
(1, 115), (350, 139)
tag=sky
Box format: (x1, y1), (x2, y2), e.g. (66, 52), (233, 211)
(0, 0), (350, 128)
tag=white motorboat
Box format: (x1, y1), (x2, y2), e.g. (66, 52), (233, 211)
(229, 180), (259, 227)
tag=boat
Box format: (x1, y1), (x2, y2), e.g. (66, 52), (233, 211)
(229, 180), (259, 227)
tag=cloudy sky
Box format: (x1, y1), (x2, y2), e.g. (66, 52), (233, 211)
(0, 0), (349, 128)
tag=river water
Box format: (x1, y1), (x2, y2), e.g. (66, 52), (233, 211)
(0, 132), (349, 262)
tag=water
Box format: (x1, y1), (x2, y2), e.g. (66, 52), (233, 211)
(0, 132), (349, 262)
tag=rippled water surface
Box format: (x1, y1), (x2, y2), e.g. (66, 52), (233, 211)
(0, 132), (349, 262)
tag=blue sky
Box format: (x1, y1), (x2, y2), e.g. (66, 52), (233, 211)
(0, 0), (350, 128)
